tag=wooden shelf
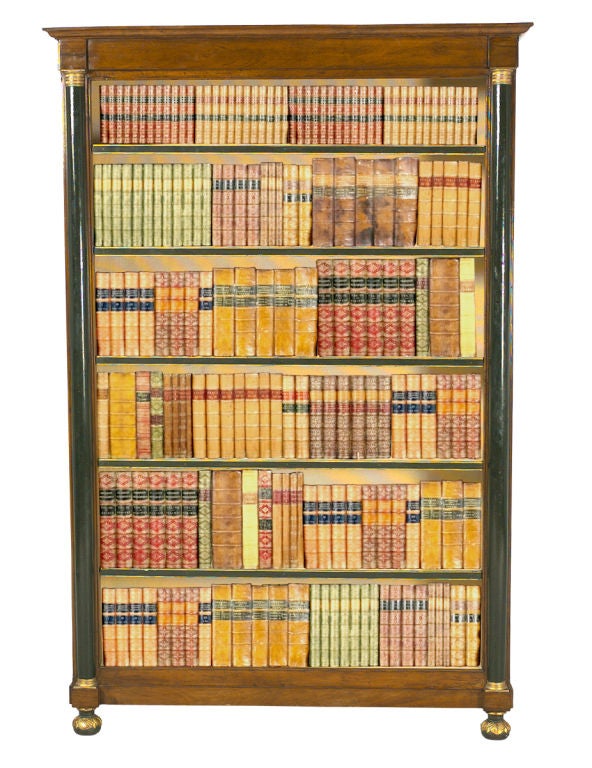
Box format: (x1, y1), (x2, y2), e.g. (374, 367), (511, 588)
(100, 568), (483, 579)
(95, 247), (486, 256)
(93, 143), (487, 155)
(98, 458), (482, 469)
(97, 356), (484, 367)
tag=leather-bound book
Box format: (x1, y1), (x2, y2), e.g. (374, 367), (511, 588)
(245, 373), (260, 459)
(450, 584), (466, 667)
(339, 583), (351, 667)
(181, 471), (198, 570)
(331, 484), (347, 570)
(256, 269), (274, 357)
(205, 373), (220, 459)
(388, 584), (402, 667)
(451, 374), (467, 459)
(350, 259), (368, 356)
(271, 473), (283, 569)
(465, 585), (481, 666)
(99, 165), (111, 247)
(99, 471), (117, 569)
(290, 473), (304, 568)
(181, 373), (192, 458)
(345, 484), (362, 569)
(219, 373), (235, 459)
(131, 473), (149, 569)
(347, 584), (360, 667)
(258, 470), (273, 569)
(233, 373), (246, 459)
(436, 374), (453, 458)
(442, 480), (463, 570)
(138, 271), (155, 356)
(198, 470), (212, 568)
(95, 271), (110, 355)
(420, 374), (437, 459)
(336, 375), (351, 460)
(367, 583), (381, 667)
(399, 259), (416, 357)
(282, 375), (296, 459)
(309, 585), (321, 666)
(270, 374), (283, 458)
(405, 484), (421, 569)
(247, 164), (261, 246)
(322, 375), (337, 459)
(164, 471), (183, 569)
(295, 374), (310, 459)
(201, 163), (212, 246)
(383, 588), (397, 666)
(156, 587), (172, 666)
(318, 584), (330, 666)
(430, 160), (444, 245)
(294, 266), (317, 357)
(252, 585), (269, 667)
(316, 260), (334, 357)
(434, 582), (444, 666)
(377, 376), (392, 459)
(415, 258), (429, 356)
(442, 161), (458, 246)
(231, 583), (252, 667)
(355, 158), (374, 245)
(281, 474), (291, 567)
(334, 156), (356, 247)
(416, 160), (433, 245)
(373, 159), (395, 246)
(328, 584), (341, 667)
(463, 481), (482, 569)
(398, 85), (409, 145)
(131, 164), (144, 247)
(192, 165), (203, 245)
(429, 258), (460, 357)
(394, 157), (418, 246)
(198, 586), (212, 666)
(465, 373), (482, 459)
(467, 162), (482, 246)
(242, 470), (259, 569)
(142, 587), (158, 667)
(259, 372), (272, 458)
(459, 258), (476, 357)
(317, 485), (332, 569)
(213, 267), (235, 357)
(234, 163), (247, 247)
(312, 157), (334, 246)
(390, 374), (406, 459)
(456, 161), (469, 247)
(184, 587), (199, 667)
(111, 163), (123, 246)
(234, 267), (256, 356)
(109, 372), (136, 459)
(366, 259), (384, 357)
(405, 374), (421, 459)
(351, 375), (366, 459)
(414, 584), (428, 667)
(415, 86), (424, 145)
(309, 375), (323, 458)
(442, 583), (451, 666)
(376, 484), (392, 569)
(212, 584), (232, 666)
(181, 165), (194, 247)
(162, 374), (174, 457)
(148, 470), (166, 569)
(333, 260), (351, 356)
(113, 588), (130, 667)
(288, 584), (310, 667)
(275, 162), (284, 245)
(109, 271), (125, 357)
(298, 164), (313, 246)
(115, 471), (133, 569)
(170, 588), (186, 666)
(282, 164), (299, 246)
(212, 470), (242, 569)
(391, 484), (406, 569)
(303, 484), (318, 569)
(382, 259), (400, 356)
(362, 484), (378, 568)
(400, 585), (415, 667)
(382, 85), (393, 145)
(191, 373), (206, 459)
(198, 270), (213, 356)
(268, 585), (289, 666)
(274, 269), (295, 356)
(365, 375), (379, 458)
(135, 371), (152, 459)
(420, 481), (442, 569)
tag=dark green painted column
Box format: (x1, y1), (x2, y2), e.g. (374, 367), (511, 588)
(486, 68), (515, 686)
(63, 70), (97, 683)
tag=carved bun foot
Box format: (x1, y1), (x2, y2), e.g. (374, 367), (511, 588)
(481, 712), (511, 740)
(73, 708), (102, 735)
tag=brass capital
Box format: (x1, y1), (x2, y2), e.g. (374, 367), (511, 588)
(63, 70), (86, 87)
(485, 681), (508, 692)
(74, 677), (97, 689)
(491, 68), (514, 85)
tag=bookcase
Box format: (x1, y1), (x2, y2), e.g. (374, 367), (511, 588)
(45, 23), (531, 739)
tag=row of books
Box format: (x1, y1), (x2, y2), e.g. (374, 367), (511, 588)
(312, 158), (482, 248)
(99, 469), (482, 571)
(92, 158), (483, 249)
(102, 582), (480, 668)
(98, 84), (479, 146)
(97, 372), (482, 460)
(95, 258), (477, 359)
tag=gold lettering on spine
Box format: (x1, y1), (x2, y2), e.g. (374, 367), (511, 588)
(491, 69), (513, 86)
(63, 70), (86, 87)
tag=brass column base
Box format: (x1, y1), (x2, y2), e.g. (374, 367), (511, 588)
(481, 712), (511, 740)
(72, 708), (102, 735)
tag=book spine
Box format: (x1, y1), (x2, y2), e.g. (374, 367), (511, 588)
(317, 485), (332, 569)
(232, 583), (252, 667)
(218, 373), (234, 459)
(316, 260), (334, 357)
(373, 158), (395, 246)
(414, 584), (428, 667)
(394, 156), (418, 246)
(333, 156), (356, 247)
(331, 484), (347, 570)
(198, 470), (212, 568)
(135, 371), (152, 459)
(212, 584), (232, 666)
(184, 587), (199, 667)
(312, 158), (334, 246)
(212, 470), (242, 569)
(148, 471), (165, 568)
(213, 268), (235, 357)
(282, 375), (296, 459)
(156, 587), (171, 666)
(451, 374), (468, 459)
(355, 158), (373, 245)
(466, 373), (482, 459)
(109, 372), (137, 459)
(351, 374), (366, 459)
(366, 259), (384, 357)
(466, 585), (481, 666)
(456, 161), (469, 247)
(294, 266), (318, 357)
(309, 585), (321, 666)
(442, 160), (458, 246)
(380, 585), (390, 666)
(361, 484), (378, 568)
(165, 471), (183, 568)
(345, 484), (363, 569)
(99, 472), (117, 568)
(303, 484), (318, 569)
(181, 471), (198, 569)
(257, 470), (273, 569)
(191, 374), (206, 459)
(377, 376), (392, 458)
(405, 484), (421, 569)
(436, 374), (453, 459)
(259, 372), (271, 458)
(399, 259), (416, 357)
(274, 269), (295, 356)
(169, 272), (185, 356)
(322, 375), (337, 459)
(467, 162), (482, 246)
(420, 481), (442, 569)
(382, 259), (400, 356)
(198, 586), (212, 666)
(271, 472), (283, 568)
(170, 588), (185, 666)
(376, 484), (392, 569)
(333, 260), (351, 356)
(463, 481), (482, 569)
(390, 374), (406, 459)
(245, 373), (260, 459)
(459, 257), (476, 357)
(109, 272), (125, 357)
(420, 374), (437, 459)
(295, 374), (310, 459)
(282, 164), (299, 246)
(309, 375), (323, 459)
(268, 585), (289, 666)
(415, 258), (430, 356)
(270, 374), (283, 458)
(298, 163), (313, 246)
(336, 375), (351, 460)
(95, 271), (110, 356)
(234, 267), (256, 356)
(365, 375), (379, 458)
(349, 259), (368, 356)
(288, 584), (310, 667)
(391, 484), (406, 569)
(242, 469), (259, 569)
(252, 585), (269, 667)
(142, 587), (158, 666)
(450, 585), (466, 666)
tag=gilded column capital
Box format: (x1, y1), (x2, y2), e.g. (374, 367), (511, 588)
(62, 70), (86, 87)
(491, 68), (514, 85)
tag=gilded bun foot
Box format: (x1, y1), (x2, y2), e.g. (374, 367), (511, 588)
(73, 708), (102, 735)
(481, 712), (511, 740)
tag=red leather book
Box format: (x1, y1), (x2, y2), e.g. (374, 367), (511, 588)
(115, 471), (133, 568)
(148, 471), (166, 568)
(382, 259), (400, 356)
(181, 471), (198, 569)
(316, 260), (334, 357)
(165, 471), (183, 569)
(366, 260), (384, 357)
(333, 260), (351, 356)
(350, 259), (368, 356)
(258, 470), (273, 568)
(399, 259), (416, 357)
(99, 471), (117, 569)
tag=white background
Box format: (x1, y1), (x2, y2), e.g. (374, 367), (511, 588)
(0, 0), (588, 764)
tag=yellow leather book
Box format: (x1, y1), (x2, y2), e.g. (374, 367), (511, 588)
(142, 587), (158, 667)
(205, 373), (221, 458)
(442, 480), (464, 569)
(463, 481), (482, 569)
(295, 374), (309, 459)
(256, 269), (274, 357)
(282, 375), (296, 459)
(399, 85), (409, 145)
(97, 372), (110, 458)
(242, 469), (259, 569)
(258, 372), (271, 457)
(212, 584), (232, 667)
(270, 373), (284, 458)
(375, 484), (392, 569)
(272, 472), (284, 569)
(283, 164), (299, 246)
(198, 270), (213, 356)
(405, 483), (421, 569)
(213, 267), (235, 356)
(456, 161), (469, 247)
(268, 585), (289, 666)
(331, 484), (347, 570)
(212, 470), (243, 569)
(420, 481), (442, 569)
(391, 374), (407, 459)
(191, 373), (206, 459)
(234, 267), (256, 356)
(298, 164), (313, 246)
(289, 473), (302, 567)
(415, 85), (425, 145)
(317, 484), (332, 569)
(219, 373), (235, 459)
(244, 372), (260, 459)
(231, 583), (252, 667)
(109, 272), (125, 356)
(459, 257), (476, 357)
(430, 160), (444, 246)
(420, 374), (437, 458)
(450, 584), (466, 666)
(442, 161), (458, 246)
(252, 585), (269, 667)
(406, 374), (421, 459)
(198, 586), (212, 667)
(281, 473), (291, 568)
(467, 162), (482, 246)
(274, 269), (295, 356)
(294, 266), (317, 357)
(95, 272), (111, 356)
(303, 484), (318, 569)
(102, 588), (117, 666)
(416, 160), (433, 246)
(465, 585), (481, 667)
(109, 372), (137, 459)
(169, 271), (185, 356)
(128, 589), (144, 666)
(407, 85), (416, 145)
(115, 587), (130, 667)
(139, 271), (155, 356)
(346, 484), (363, 569)
(233, 373), (246, 458)
(288, 583), (310, 667)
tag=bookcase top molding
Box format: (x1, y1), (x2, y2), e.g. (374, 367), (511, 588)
(45, 23), (532, 79)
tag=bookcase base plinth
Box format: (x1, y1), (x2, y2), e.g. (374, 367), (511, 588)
(72, 709), (102, 736)
(481, 712), (511, 740)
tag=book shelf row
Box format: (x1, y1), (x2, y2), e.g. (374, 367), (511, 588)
(102, 582), (481, 668)
(96, 258), (478, 359)
(99, 469), (482, 571)
(98, 371), (482, 460)
(93, 158), (482, 248)
(98, 84), (480, 147)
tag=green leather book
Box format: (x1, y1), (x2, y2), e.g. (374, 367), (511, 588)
(121, 163), (133, 247)
(415, 257), (429, 355)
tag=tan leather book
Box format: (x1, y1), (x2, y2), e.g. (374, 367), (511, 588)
(470, 87), (479, 145)
(415, 86), (424, 145)
(102, 588), (117, 665)
(429, 258), (460, 357)
(288, 584), (310, 667)
(295, 374), (310, 459)
(355, 158), (374, 246)
(245, 372), (260, 459)
(282, 375), (296, 459)
(281, 473), (290, 567)
(407, 85), (417, 145)
(416, 160), (433, 245)
(394, 157), (419, 246)
(184, 587), (199, 667)
(95, 272), (110, 356)
(268, 585), (289, 666)
(205, 373), (221, 458)
(436, 374), (453, 459)
(219, 373), (235, 459)
(213, 267), (234, 356)
(467, 162), (482, 246)
(289, 473), (302, 567)
(442, 480), (464, 569)
(198, 270), (213, 356)
(466, 373), (481, 459)
(234, 267), (256, 356)
(346, 484), (363, 569)
(163, 373), (174, 457)
(212, 584), (232, 666)
(450, 584), (466, 666)
(294, 266), (317, 357)
(242, 470), (259, 569)
(442, 160), (458, 246)
(252, 584), (269, 667)
(405, 483), (421, 569)
(391, 484), (406, 569)
(109, 272), (125, 356)
(362, 484), (378, 569)
(272, 472), (284, 569)
(97, 372), (110, 458)
(142, 587), (158, 667)
(420, 374), (437, 459)
(247, 163), (261, 246)
(391, 374), (406, 459)
(298, 164), (313, 246)
(233, 373), (246, 458)
(465, 585), (481, 666)
(282, 164), (299, 246)
(334, 156), (356, 247)
(231, 583), (252, 667)
(373, 158), (395, 246)
(451, 374), (468, 459)
(406, 374), (421, 459)
(270, 373), (284, 458)
(274, 269), (295, 356)
(456, 161), (469, 247)
(170, 588), (186, 667)
(198, 586), (212, 666)
(463, 482), (482, 569)
(459, 257), (476, 357)
(317, 484), (332, 569)
(212, 470), (242, 569)
(256, 269), (274, 357)
(114, 587), (130, 667)
(399, 85), (409, 145)
(169, 272), (185, 356)
(303, 484), (318, 569)
(331, 484), (347, 570)
(258, 372), (271, 458)
(430, 160), (444, 246)
(109, 372), (137, 459)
